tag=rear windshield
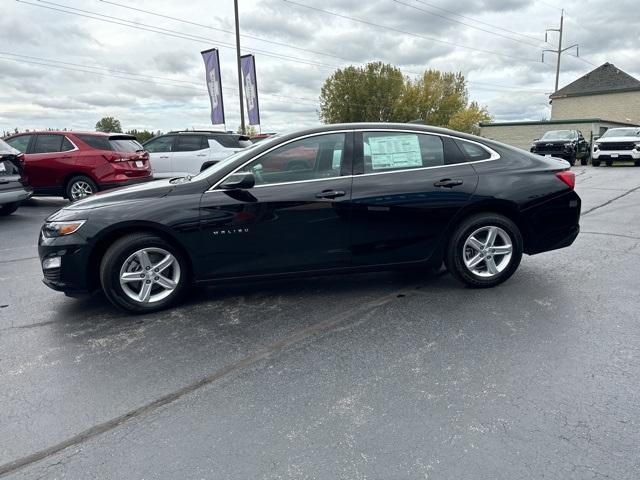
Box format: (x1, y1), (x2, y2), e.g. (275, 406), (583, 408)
(213, 135), (253, 149)
(600, 128), (640, 139)
(77, 135), (143, 152)
(540, 130), (575, 141)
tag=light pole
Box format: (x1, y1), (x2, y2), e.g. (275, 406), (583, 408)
(234, 0), (245, 134)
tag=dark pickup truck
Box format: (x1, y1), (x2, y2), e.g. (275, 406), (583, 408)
(0, 139), (32, 216)
(530, 129), (590, 166)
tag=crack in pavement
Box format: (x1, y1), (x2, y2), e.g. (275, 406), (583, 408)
(581, 231), (640, 241)
(0, 283), (421, 478)
(582, 184), (640, 216)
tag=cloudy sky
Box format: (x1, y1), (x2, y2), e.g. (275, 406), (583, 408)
(1, 0), (638, 134)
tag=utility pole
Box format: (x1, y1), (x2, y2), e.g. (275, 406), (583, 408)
(543, 9), (579, 93)
(234, 0), (245, 134)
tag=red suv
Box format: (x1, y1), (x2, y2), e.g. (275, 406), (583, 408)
(4, 131), (152, 201)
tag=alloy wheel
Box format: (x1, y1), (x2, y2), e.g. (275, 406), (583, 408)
(462, 226), (513, 278)
(70, 181), (94, 200)
(119, 247), (181, 303)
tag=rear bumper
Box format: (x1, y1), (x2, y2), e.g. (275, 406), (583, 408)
(523, 190), (581, 255)
(0, 186), (33, 205)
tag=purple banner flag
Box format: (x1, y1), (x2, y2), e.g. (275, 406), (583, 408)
(240, 55), (261, 126)
(201, 48), (225, 125)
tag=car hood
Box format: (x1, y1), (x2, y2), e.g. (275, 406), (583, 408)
(66, 178), (176, 210)
(534, 139), (575, 144)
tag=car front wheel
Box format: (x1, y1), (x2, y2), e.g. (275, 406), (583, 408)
(446, 213), (523, 288)
(100, 233), (189, 313)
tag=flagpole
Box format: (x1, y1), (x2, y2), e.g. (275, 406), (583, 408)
(234, 0), (245, 135)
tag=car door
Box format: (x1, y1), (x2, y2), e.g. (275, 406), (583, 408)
(171, 135), (210, 176)
(197, 131), (354, 278)
(24, 134), (77, 190)
(143, 135), (175, 178)
(348, 130), (479, 266)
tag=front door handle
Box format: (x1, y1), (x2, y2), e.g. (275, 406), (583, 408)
(315, 189), (346, 199)
(434, 178), (463, 188)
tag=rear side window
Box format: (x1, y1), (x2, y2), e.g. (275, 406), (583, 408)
(32, 135), (68, 154)
(362, 132), (444, 173)
(455, 140), (492, 161)
(175, 135), (206, 152)
(5, 135), (32, 153)
(77, 135), (111, 150)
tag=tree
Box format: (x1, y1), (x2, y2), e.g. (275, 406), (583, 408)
(318, 62), (492, 134)
(126, 129), (157, 143)
(95, 117), (122, 133)
(319, 62), (405, 123)
(237, 125), (257, 136)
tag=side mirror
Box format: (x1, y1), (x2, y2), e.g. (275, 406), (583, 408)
(219, 172), (255, 190)
(200, 160), (217, 172)
(533, 138), (539, 142)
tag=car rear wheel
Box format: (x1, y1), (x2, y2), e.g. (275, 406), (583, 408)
(446, 213), (523, 288)
(0, 202), (19, 216)
(66, 175), (97, 202)
(100, 233), (189, 313)
(592, 160), (601, 167)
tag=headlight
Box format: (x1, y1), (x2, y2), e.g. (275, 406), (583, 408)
(42, 221), (86, 238)
(635, 143), (640, 151)
(564, 143), (575, 148)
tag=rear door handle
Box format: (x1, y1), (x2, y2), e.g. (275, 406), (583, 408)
(434, 178), (463, 188)
(315, 189), (346, 199)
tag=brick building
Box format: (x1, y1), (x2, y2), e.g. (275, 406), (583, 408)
(480, 63), (640, 150)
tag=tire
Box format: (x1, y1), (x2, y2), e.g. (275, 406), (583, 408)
(100, 233), (189, 313)
(635, 160), (640, 167)
(567, 156), (576, 167)
(0, 202), (19, 216)
(446, 213), (523, 288)
(592, 160), (601, 167)
(66, 175), (98, 202)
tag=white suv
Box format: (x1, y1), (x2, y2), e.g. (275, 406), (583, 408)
(143, 131), (252, 178)
(592, 127), (640, 167)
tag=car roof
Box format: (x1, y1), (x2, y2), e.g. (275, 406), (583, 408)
(6, 131), (133, 137)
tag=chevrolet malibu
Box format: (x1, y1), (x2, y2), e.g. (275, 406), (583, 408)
(39, 124), (581, 313)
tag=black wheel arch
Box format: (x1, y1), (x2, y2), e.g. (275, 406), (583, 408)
(85, 222), (195, 292)
(443, 200), (531, 255)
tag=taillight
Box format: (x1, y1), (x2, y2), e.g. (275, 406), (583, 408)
(556, 170), (575, 189)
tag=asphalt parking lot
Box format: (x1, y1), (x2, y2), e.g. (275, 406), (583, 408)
(1, 166), (639, 479)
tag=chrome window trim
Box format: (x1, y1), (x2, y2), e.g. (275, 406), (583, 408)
(207, 129), (352, 191)
(206, 128), (500, 191)
(33, 134), (79, 154)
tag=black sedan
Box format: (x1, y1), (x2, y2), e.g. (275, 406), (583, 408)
(0, 139), (32, 216)
(38, 123), (581, 312)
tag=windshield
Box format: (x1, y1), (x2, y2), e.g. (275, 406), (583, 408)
(540, 130), (575, 141)
(600, 128), (640, 139)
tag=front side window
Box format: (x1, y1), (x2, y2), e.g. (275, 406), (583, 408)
(5, 135), (32, 153)
(239, 133), (346, 186)
(144, 135), (175, 153)
(32, 135), (69, 154)
(456, 140), (492, 161)
(362, 132), (443, 173)
(175, 135), (206, 152)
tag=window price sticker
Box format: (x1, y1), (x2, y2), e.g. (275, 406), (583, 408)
(368, 135), (422, 170)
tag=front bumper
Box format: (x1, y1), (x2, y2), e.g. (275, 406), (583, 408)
(39, 234), (93, 294)
(592, 149), (640, 161)
(0, 186), (33, 205)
